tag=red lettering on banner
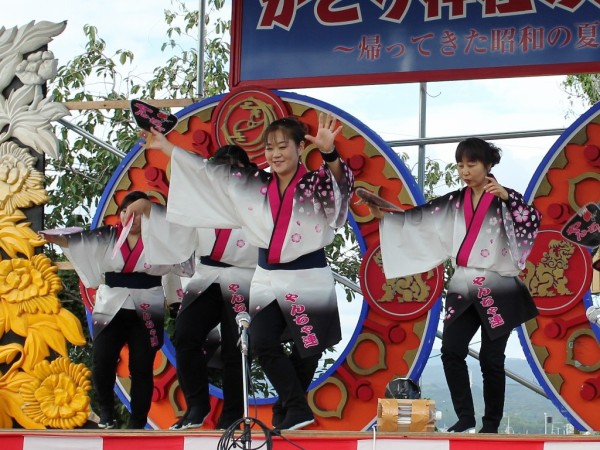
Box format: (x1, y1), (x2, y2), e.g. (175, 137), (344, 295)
(421, 0), (469, 21)
(386, 42), (406, 57)
(228, 283), (240, 293)
(300, 325), (314, 334)
(464, 29), (488, 54)
(359, 35), (383, 59)
(491, 28), (516, 53)
(333, 23), (595, 63)
(440, 30), (458, 55)
(316, 0), (361, 25)
(255, 1), (600, 31)
(541, 0), (585, 10)
(520, 26), (545, 52)
(576, 23), (600, 48)
(547, 26), (572, 47)
(233, 303), (247, 313)
(257, 0), (311, 30)
(482, 0), (534, 16)
(379, 0), (411, 23)
(411, 33), (434, 56)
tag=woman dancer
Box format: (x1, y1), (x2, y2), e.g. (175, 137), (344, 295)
(130, 146), (258, 430)
(41, 191), (193, 429)
(132, 113), (354, 431)
(366, 138), (540, 433)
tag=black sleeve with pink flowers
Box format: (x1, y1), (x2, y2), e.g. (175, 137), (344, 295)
(502, 188), (542, 269)
(309, 160), (355, 229)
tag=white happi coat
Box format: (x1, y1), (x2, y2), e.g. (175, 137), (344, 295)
(63, 225), (194, 340)
(380, 186), (540, 339)
(164, 147), (354, 356)
(142, 203), (257, 318)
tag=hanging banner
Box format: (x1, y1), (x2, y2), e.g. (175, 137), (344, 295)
(230, 0), (600, 89)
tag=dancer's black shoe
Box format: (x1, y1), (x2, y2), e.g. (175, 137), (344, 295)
(447, 418), (476, 433)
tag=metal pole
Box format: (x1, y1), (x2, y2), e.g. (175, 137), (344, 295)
(57, 118), (126, 158)
(388, 128), (565, 148)
(417, 82), (427, 191)
(240, 327), (251, 449)
(197, 0), (206, 97)
(332, 271), (362, 292)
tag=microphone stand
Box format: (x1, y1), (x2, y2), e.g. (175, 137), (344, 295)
(238, 324), (252, 450)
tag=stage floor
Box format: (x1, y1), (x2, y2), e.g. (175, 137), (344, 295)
(2, 429), (600, 450)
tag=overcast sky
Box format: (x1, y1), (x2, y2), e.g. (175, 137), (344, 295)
(6, 1), (594, 360)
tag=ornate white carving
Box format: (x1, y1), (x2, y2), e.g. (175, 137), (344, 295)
(16, 50), (58, 85)
(0, 21), (70, 159)
(0, 84), (69, 159)
(0, 21), (66, 92)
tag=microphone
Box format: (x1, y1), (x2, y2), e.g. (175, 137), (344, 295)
(236, 311), (251, 329)
(236, 311), (251, 354)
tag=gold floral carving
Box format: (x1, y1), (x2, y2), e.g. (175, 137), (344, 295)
(0, 254), (86, 372)
(19, 357), (92, 429)
(0, 20), (88, 429)
(0, 211), (45, 260)
(0, 254), (63, 315)
(0, 142), (48, 214)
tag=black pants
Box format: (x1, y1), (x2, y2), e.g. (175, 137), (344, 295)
(441, 304), (510, 429)
(175, 283), (244, 421)
(250, 301), (321, 413)
(93, 308), (161, 428)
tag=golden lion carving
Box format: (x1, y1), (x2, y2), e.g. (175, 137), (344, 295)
(522, 239), (574, 297)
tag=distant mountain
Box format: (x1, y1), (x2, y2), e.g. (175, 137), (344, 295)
(417, 356), (566, 434)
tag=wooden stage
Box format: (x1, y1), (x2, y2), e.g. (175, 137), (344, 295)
(2, 429), (600, 450)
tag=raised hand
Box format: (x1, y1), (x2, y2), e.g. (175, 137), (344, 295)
(145, 128), (176, 157)
(304, 112), (342, 154)
(123, 198), (152, 225)
(484, 176), (509, 201)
